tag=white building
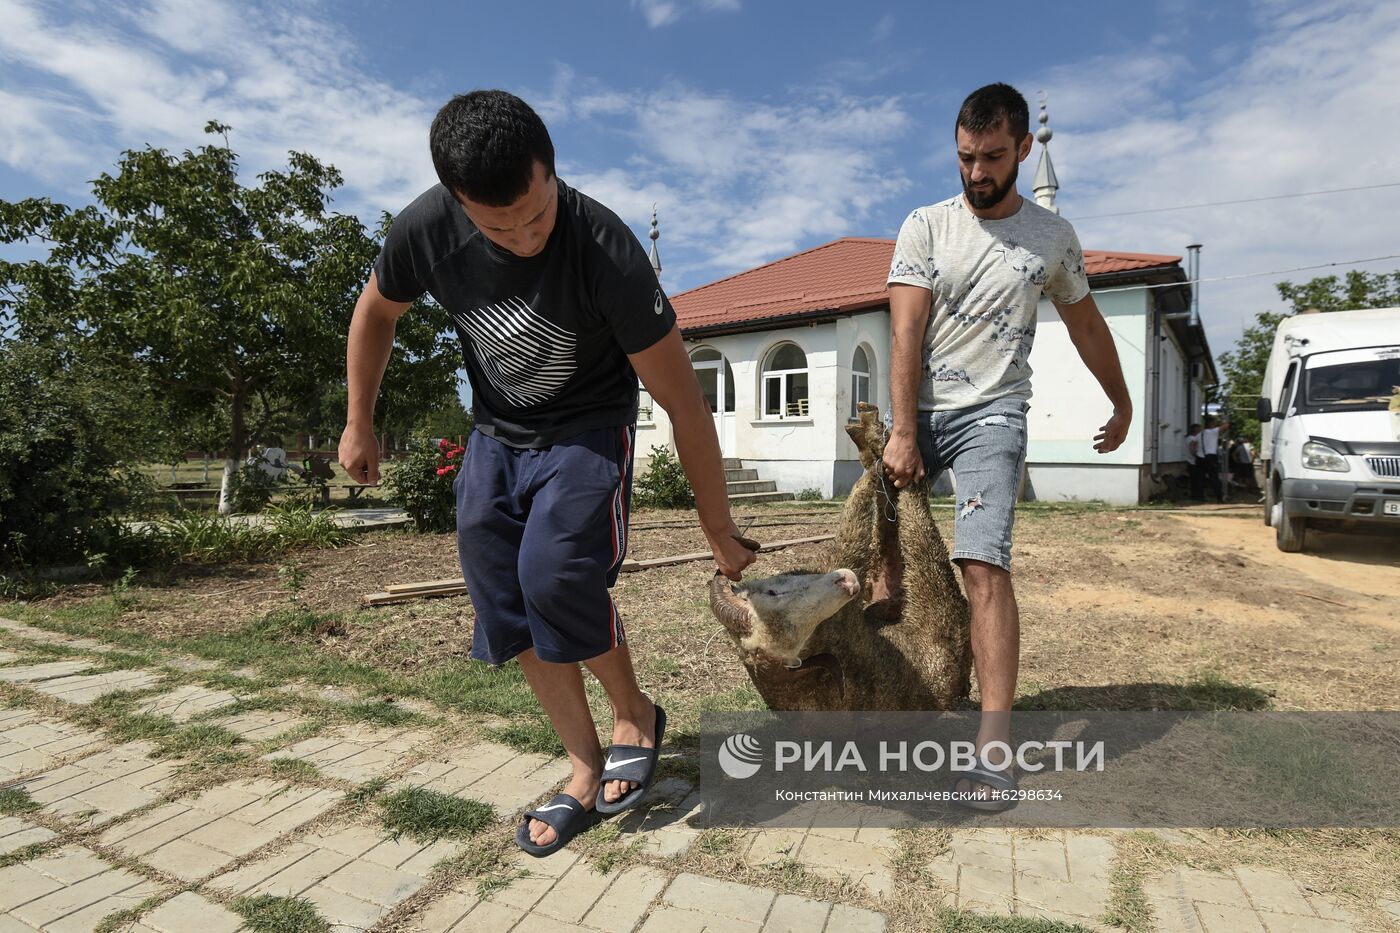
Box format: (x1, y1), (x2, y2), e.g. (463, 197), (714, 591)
(637, 105), (1217, 505)
(639, 239), (1214, 504)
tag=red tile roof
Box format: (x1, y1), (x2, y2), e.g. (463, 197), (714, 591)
(672, 237), (1180, 332)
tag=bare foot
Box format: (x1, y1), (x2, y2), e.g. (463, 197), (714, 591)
(601, 696), (657, 805)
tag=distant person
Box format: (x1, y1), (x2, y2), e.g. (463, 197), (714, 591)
(1230, 436), (1257, 495)
(1200, 416), (1223, 503)
(1220, 436), (1234, 500)
(1185, 423), (1203, 500)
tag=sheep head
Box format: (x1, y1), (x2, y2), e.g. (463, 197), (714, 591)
(709, 569), (860, 667)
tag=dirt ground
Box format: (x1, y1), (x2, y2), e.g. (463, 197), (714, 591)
(33, 501), (1398, 714)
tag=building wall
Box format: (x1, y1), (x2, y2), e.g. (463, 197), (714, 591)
(1023, 463), (1144, 505)
(1022, 287), (1149, 470)
(1152, 300), (1197, 468)
(636, 285), (1184, 504)
(634, 311), (889, 497)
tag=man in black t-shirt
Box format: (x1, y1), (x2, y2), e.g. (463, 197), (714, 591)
(339, 91), (755, 855)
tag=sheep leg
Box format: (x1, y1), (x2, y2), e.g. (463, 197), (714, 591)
(894, 478), (972, 702)
(829, 472), (878, 598)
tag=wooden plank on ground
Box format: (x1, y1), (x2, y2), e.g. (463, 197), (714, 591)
(385, 577), (465, 594)
(363, 585), (465, 607)
(630, 509), (838, 530)
(618, 534), (834, 572)
(362, 533), (835, 607)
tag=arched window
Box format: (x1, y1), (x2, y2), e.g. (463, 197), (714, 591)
(761, 342), (809, 419)
(850, 345), (871, 419)
(851, 344), (872, 420)
(689, 347), (735, 413)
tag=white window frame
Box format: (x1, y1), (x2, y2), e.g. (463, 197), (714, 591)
(689, 346), (735, 414)
(761, 343), (810, 420)
(637, 381), (655, 425)
(850, 344), (872, 420)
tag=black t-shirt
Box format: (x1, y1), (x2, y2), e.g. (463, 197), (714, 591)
(373, 179), (677, 448)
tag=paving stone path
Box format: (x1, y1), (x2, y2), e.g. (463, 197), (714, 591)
(0, 616), (1380, 932)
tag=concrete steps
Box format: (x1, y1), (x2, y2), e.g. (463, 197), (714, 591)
(727, 479), (781, 495)
(721, 457), (795, 504)
(727, 490), (796, 505)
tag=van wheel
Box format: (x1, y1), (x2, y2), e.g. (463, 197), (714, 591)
(1276, 506), (1306, 552)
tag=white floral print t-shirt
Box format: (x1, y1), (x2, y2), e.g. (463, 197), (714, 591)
(887, 195), (1090, 411)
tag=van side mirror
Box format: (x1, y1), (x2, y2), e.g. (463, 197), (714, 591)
(1255, 397), (1274, 422)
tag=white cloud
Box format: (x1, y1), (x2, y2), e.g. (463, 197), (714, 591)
(556, 80), (911, 283)
(632, 0), (682, 28)
(629, 0), (740, 28)
(1025, 0), (1400, 356)
(0, 0), (437, 219)
(0, 89), (94, 181)
(0, 0), (906, 294)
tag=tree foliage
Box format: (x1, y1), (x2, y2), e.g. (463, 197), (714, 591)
(1215, 269), (1400, 446)
(0, 122), (458, 512)
(0, 339), (155, 568)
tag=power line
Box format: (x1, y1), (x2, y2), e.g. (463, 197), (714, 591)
(1092, 252), (1400, 294)
(1069, 182), (1400, 221)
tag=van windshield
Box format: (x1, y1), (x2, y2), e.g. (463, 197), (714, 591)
(1302, 351), (1400, 413)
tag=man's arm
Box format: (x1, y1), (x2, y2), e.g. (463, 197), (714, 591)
(884, 284), (932, 486)
(1053, 293), (1133, 454)
(339, 270), (413, 484)
(628, 325), (756, 581)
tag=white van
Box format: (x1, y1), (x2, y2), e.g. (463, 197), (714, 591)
(1257, 307), (1400, 551)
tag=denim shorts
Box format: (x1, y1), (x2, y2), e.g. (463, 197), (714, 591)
(916, 396), (1029, 572)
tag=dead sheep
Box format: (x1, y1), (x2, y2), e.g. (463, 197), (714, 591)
(709, 403), (972, 710)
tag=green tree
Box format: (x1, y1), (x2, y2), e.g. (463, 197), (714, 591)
(0, 123), (458, 512)
(0, 339), (154, 568)
(413, 395), (474, 443)
(1215, 269), (1400, 445)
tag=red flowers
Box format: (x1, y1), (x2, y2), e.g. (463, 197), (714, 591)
(435, 440), (465, 477)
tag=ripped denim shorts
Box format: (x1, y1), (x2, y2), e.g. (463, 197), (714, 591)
(916, 395), (1029, 572)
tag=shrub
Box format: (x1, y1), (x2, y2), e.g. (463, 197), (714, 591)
(383, 438), (462, 533)
(263, 496), (350, 551)
(634, 444), (694, 509)
(0, 342), (156, 570)
(226, 463), (280, 514)
(796, 487), (824, 501)
(102, 500), (349, 567)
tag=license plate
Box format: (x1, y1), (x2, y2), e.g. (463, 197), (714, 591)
(1386, 501), (1400, 516)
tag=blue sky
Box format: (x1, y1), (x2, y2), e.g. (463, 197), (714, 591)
(3, 0), (1399, 391)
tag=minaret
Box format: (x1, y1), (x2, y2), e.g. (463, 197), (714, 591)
(1032, 92), (1059, 214)
(647, 205), (662, 281)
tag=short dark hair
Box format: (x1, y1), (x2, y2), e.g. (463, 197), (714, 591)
(429, 90), (556, 207)
(956, 83), (1030, 142)
(1189, 423), (1201, 433)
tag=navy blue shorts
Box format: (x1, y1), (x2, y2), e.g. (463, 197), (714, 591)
(455, 424), (636, 665)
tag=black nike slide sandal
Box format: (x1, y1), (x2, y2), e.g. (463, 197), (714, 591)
(516, 792), (602, 857)
(950, 765), (1019, 813)
(595, 701), (667, 815)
